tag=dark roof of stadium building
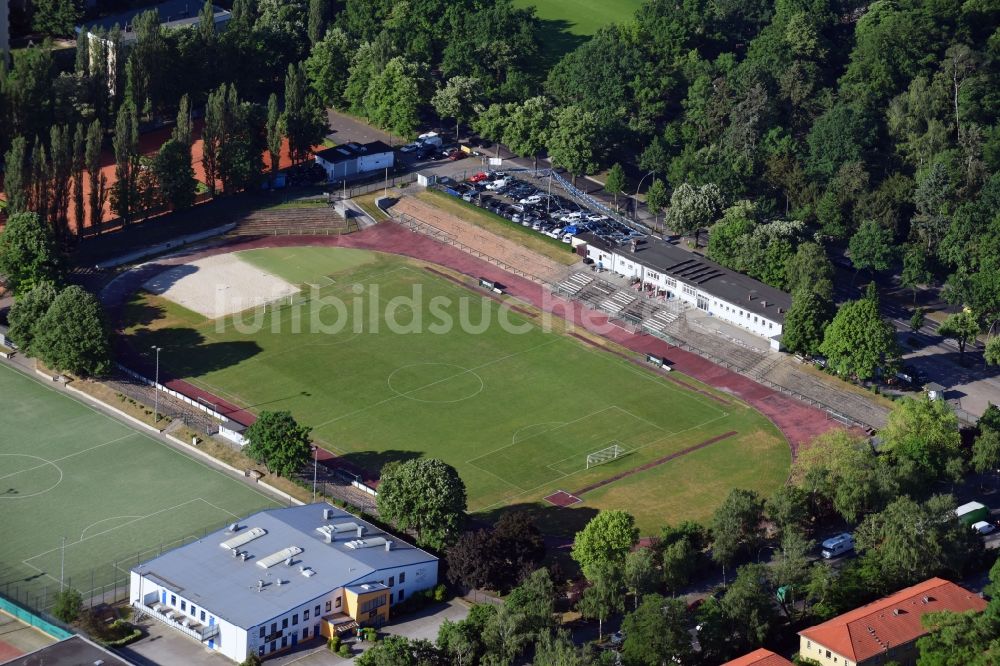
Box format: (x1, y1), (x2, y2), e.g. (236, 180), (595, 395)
(581, 233), (792, 324)
(80, 1), (230, 37)
(5, 635), (136, 666)
(314, 141), (394, 164)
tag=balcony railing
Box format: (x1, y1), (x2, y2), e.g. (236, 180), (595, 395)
(136, 601), (220, 642)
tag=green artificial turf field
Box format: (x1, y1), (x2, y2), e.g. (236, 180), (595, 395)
(0, 363), (280, 612)
(514, 0), (644, 36)
(123, 247), (790, 534)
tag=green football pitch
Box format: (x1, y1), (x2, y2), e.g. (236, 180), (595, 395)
(513, 0), (644, 36)
(0, 363), (280, 611)
(124, 247), (789, 533)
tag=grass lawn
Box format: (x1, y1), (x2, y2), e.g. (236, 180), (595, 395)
(122, 247), (789, 535)
(514, 0), (644, 35)
(0, 364), (280, 611)
(418, 189), (578, 266)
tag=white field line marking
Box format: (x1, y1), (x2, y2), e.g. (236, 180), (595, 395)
(24, 498), (208, 564)
(79, 515), (145, 541)
(0, 432), (141, 482)
(474, 410), (736, 512)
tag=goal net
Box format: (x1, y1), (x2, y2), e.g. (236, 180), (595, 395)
(586, 443), (626, 469)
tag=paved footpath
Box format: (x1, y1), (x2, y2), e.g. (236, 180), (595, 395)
(102, 223), (845, 458)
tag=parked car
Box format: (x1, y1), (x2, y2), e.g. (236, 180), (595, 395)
(447, 149), (466, 161)
(399, 142), (421, 153)
(469, 172), (489, 183)
(973, 521), (996, 535)
(486, 178), (510, 190)
(821, 533), (854, 559)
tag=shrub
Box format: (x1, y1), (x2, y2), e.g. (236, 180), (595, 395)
(328, 636), (341, 652)
(364, 627), (377, 642)
(52, 589), (83, 623)
(433, 583), (446, 602)
(338, 644), (351, 658)
(240, 655), (263, 666)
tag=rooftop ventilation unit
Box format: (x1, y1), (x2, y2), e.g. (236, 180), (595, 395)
(276, 579), (284, 587)
(300, 567), (316, 578)
(323, 508), (334, 520)
(257, 546), (304, 569)
(227, 523), (240, 533)
(256, 580), (264, 591)
(345, 537), (387, 550)
(220, 527), (266, 550)
(284, 557), (294, 567)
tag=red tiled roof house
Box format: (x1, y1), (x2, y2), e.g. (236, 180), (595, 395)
(798, 578), (986, 666)
(722, 648), (794, 666)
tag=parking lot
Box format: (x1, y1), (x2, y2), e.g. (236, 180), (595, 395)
(433, 171), (644, 247)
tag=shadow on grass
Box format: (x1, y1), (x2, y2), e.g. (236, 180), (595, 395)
(338, 449), (423, 478)
(534, 18), (589, 68)
(121, 294), (169, 329)
(475, 501), (599, 542)
(127, 326), (262, 377)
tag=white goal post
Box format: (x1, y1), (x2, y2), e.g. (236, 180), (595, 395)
(586, 443), (626, 469)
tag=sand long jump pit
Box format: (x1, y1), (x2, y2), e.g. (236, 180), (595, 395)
(143, 253), (299, 319)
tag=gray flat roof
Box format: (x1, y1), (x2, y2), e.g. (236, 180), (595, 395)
(314, 141), (394, 164)
(132, 503), (437, 629)
(584, 234), (791, 323)
(4, 635), (135, 666)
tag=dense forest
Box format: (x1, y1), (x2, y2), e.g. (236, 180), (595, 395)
(1, 0), (999, 359)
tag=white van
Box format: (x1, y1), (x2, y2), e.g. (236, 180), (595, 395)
(821, 533), (854, 559)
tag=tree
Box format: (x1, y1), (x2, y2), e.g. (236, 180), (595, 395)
(243, 411), (312, 478)
(446, 529), (496, 591)
(987, 337), (1000, 366)
(785, 242), (834, 300)
(305, 27), (353, 107)
(503, 97), (551, 170)
(52, 588), (83, 623)
(660, 522), (707, 594)
(85, 120), (108, 232)
(356, 635), (424, 666)
(33, 286), (112, 377)
(174, 94), (193, 146)
(819, 290), (898, 380)
(620, 595), (694, 666)
(880, 397), (962, 481)
(364, 57), (424, 141)
(577, 568), (623, 642)
(916, 558), (1000, 665)
(711, 489), (765, 573)
(483, 603), (531, 665)
(938, 308), (980, 362)
(473, 103), (513, 158)
(264, 93), (283, 181)
(7, 282), (58, 351)
(3, 136), (30, 215)
(901, 244), (933, 303)
(492, 511), (545, 587)
(0, 212), (62, 293)
(32, 0), (80, 37)
(547, 106), (600, 185)
(604, 163), (625, 212)
(532, 630), (591, 666)
(719, 563), (779, 653)
(152, 139), (196, 211)
(71, 124), (86, 236)
(432, 76), (481, 141)
(645, 179), (668, 226)
(855, 494), (982, 594)
(283, 62), (327, 165)
(910, 308), (926, 333)
(782, 290), (834, 356)
(307, 0), (329, 45)
(766, 485), (811, 541)
(623, 547), (658, 610)
(771, 530), (814, 620)
(504, 569), (556, 637)
(571, 510), (639, 581)
(849, 220), (896, 275)
(377, 458), (467, 550)
(111, 98), (141, 224)
(664, 182), (724, 244)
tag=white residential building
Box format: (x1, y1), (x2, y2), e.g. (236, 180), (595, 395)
(580, 234), (791, 349)
(130, 503), (438, 663)
(313, 141), (395, 182)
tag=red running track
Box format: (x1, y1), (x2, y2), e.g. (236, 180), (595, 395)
(105, 222), (845, 483)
